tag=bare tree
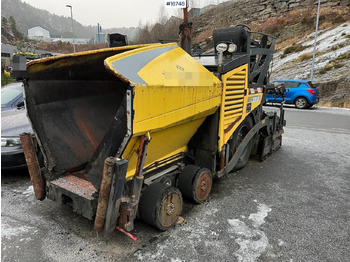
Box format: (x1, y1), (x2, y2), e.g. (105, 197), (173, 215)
(158, 6), (168, 25)
(135, 20), (153, 44)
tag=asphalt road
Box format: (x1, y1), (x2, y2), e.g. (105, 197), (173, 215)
(2, 105), (350, 262)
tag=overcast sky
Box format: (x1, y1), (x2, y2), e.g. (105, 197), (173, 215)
(22, 0), (228, 28)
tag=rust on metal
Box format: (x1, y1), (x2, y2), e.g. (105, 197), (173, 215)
(134, 135), (146, 177)
(51, 174), (97, 201)
(159, 191), (182, 228)
(119, 204), (132, 226)
(224, 116), (242, 133)
(180, 0), (192, 54)
(94, 157), (115, 232)
(61, 174), (96, 192)
(20, 133), (46, 200)
(74, 108), (100, 150)
(194, 170), (212, 202)
(220, 151), (225, 171)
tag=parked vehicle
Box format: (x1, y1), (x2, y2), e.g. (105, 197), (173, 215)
(265, 79), (319, 109)
(1, 107), (32, 169)
(1, 82), (24, 111)
(21, 25), (285, 235)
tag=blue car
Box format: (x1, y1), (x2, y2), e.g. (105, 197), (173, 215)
(266, 79), (320, 109)
(1, 82), (24, 111)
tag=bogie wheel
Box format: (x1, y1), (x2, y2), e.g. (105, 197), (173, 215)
(294, 97), (308, 109)
(177, 165), (213, 204)
(138, 182), (183, 231)
(228, 116), (253, 170)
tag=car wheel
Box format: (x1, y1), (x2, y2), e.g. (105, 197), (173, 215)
(295, 97), (308, 109)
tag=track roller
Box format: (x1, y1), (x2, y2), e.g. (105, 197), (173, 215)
(138, 182), (183, 231)
(177, 165), (213, 204)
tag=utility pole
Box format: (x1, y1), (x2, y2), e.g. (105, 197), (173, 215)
(66, 5), (76, 53)
(97, 23), (100, 43)
(310, 0), (321, 82)
(180, 0), (192, 54)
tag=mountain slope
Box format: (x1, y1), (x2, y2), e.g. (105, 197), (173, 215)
(1, 0), (139, 40)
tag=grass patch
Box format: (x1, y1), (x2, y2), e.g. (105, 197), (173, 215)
(297, 53), (313, 62)
(319, 61), (344, 74)
(283, 43), (309, 55)
(318, 100), (350, 109)
(319, 51), (350, 74)
(1, 72), (15, 86)
(337, 51), (350, 60)
(330, 42), (348, 51)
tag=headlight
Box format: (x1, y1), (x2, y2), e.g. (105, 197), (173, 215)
(216, 43), (227, 52)
(1, 137), (22, 147)
(227, 43), (237, 53)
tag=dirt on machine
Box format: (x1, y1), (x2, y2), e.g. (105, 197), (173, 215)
(21, 24), (285, 235)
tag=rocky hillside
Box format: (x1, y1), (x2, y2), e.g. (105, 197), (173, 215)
(272, 22), (350, 107)
(190, 0), (350, 107)
(1, 16), (24, 43)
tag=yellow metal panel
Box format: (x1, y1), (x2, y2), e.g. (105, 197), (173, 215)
(122, 118), (205, 180)
(218, 64), (249, 151)
(126, 44), (222, 135)
(226, 90), (244, 95)
(226, 80), (246, 85)
(137, 46), (218, 87)
(133, 84), (221, 135)
(104, 42), (222, 136)
(225, 104), (243, 111)
(224, 108), (243, 116)
(224, 98), (244, 105)
(104, 43), (223, 179)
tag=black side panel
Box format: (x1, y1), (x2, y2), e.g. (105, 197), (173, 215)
(26, 80), (127, 176)
(108, 33), (128, 47)
(188, 110), (219, 172)
(84, 94), (128, 189)
(213, 27), (248, 53)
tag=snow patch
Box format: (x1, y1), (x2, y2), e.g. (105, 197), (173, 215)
(23, 185), (34, 196)
(272, 22), (350, 81)
(249, 203), (272, 228)
(133, 200), (273, 261)
(1, 223), (36, 239)
(13, 185), (34, 197)
(228, 202), (272, 262)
